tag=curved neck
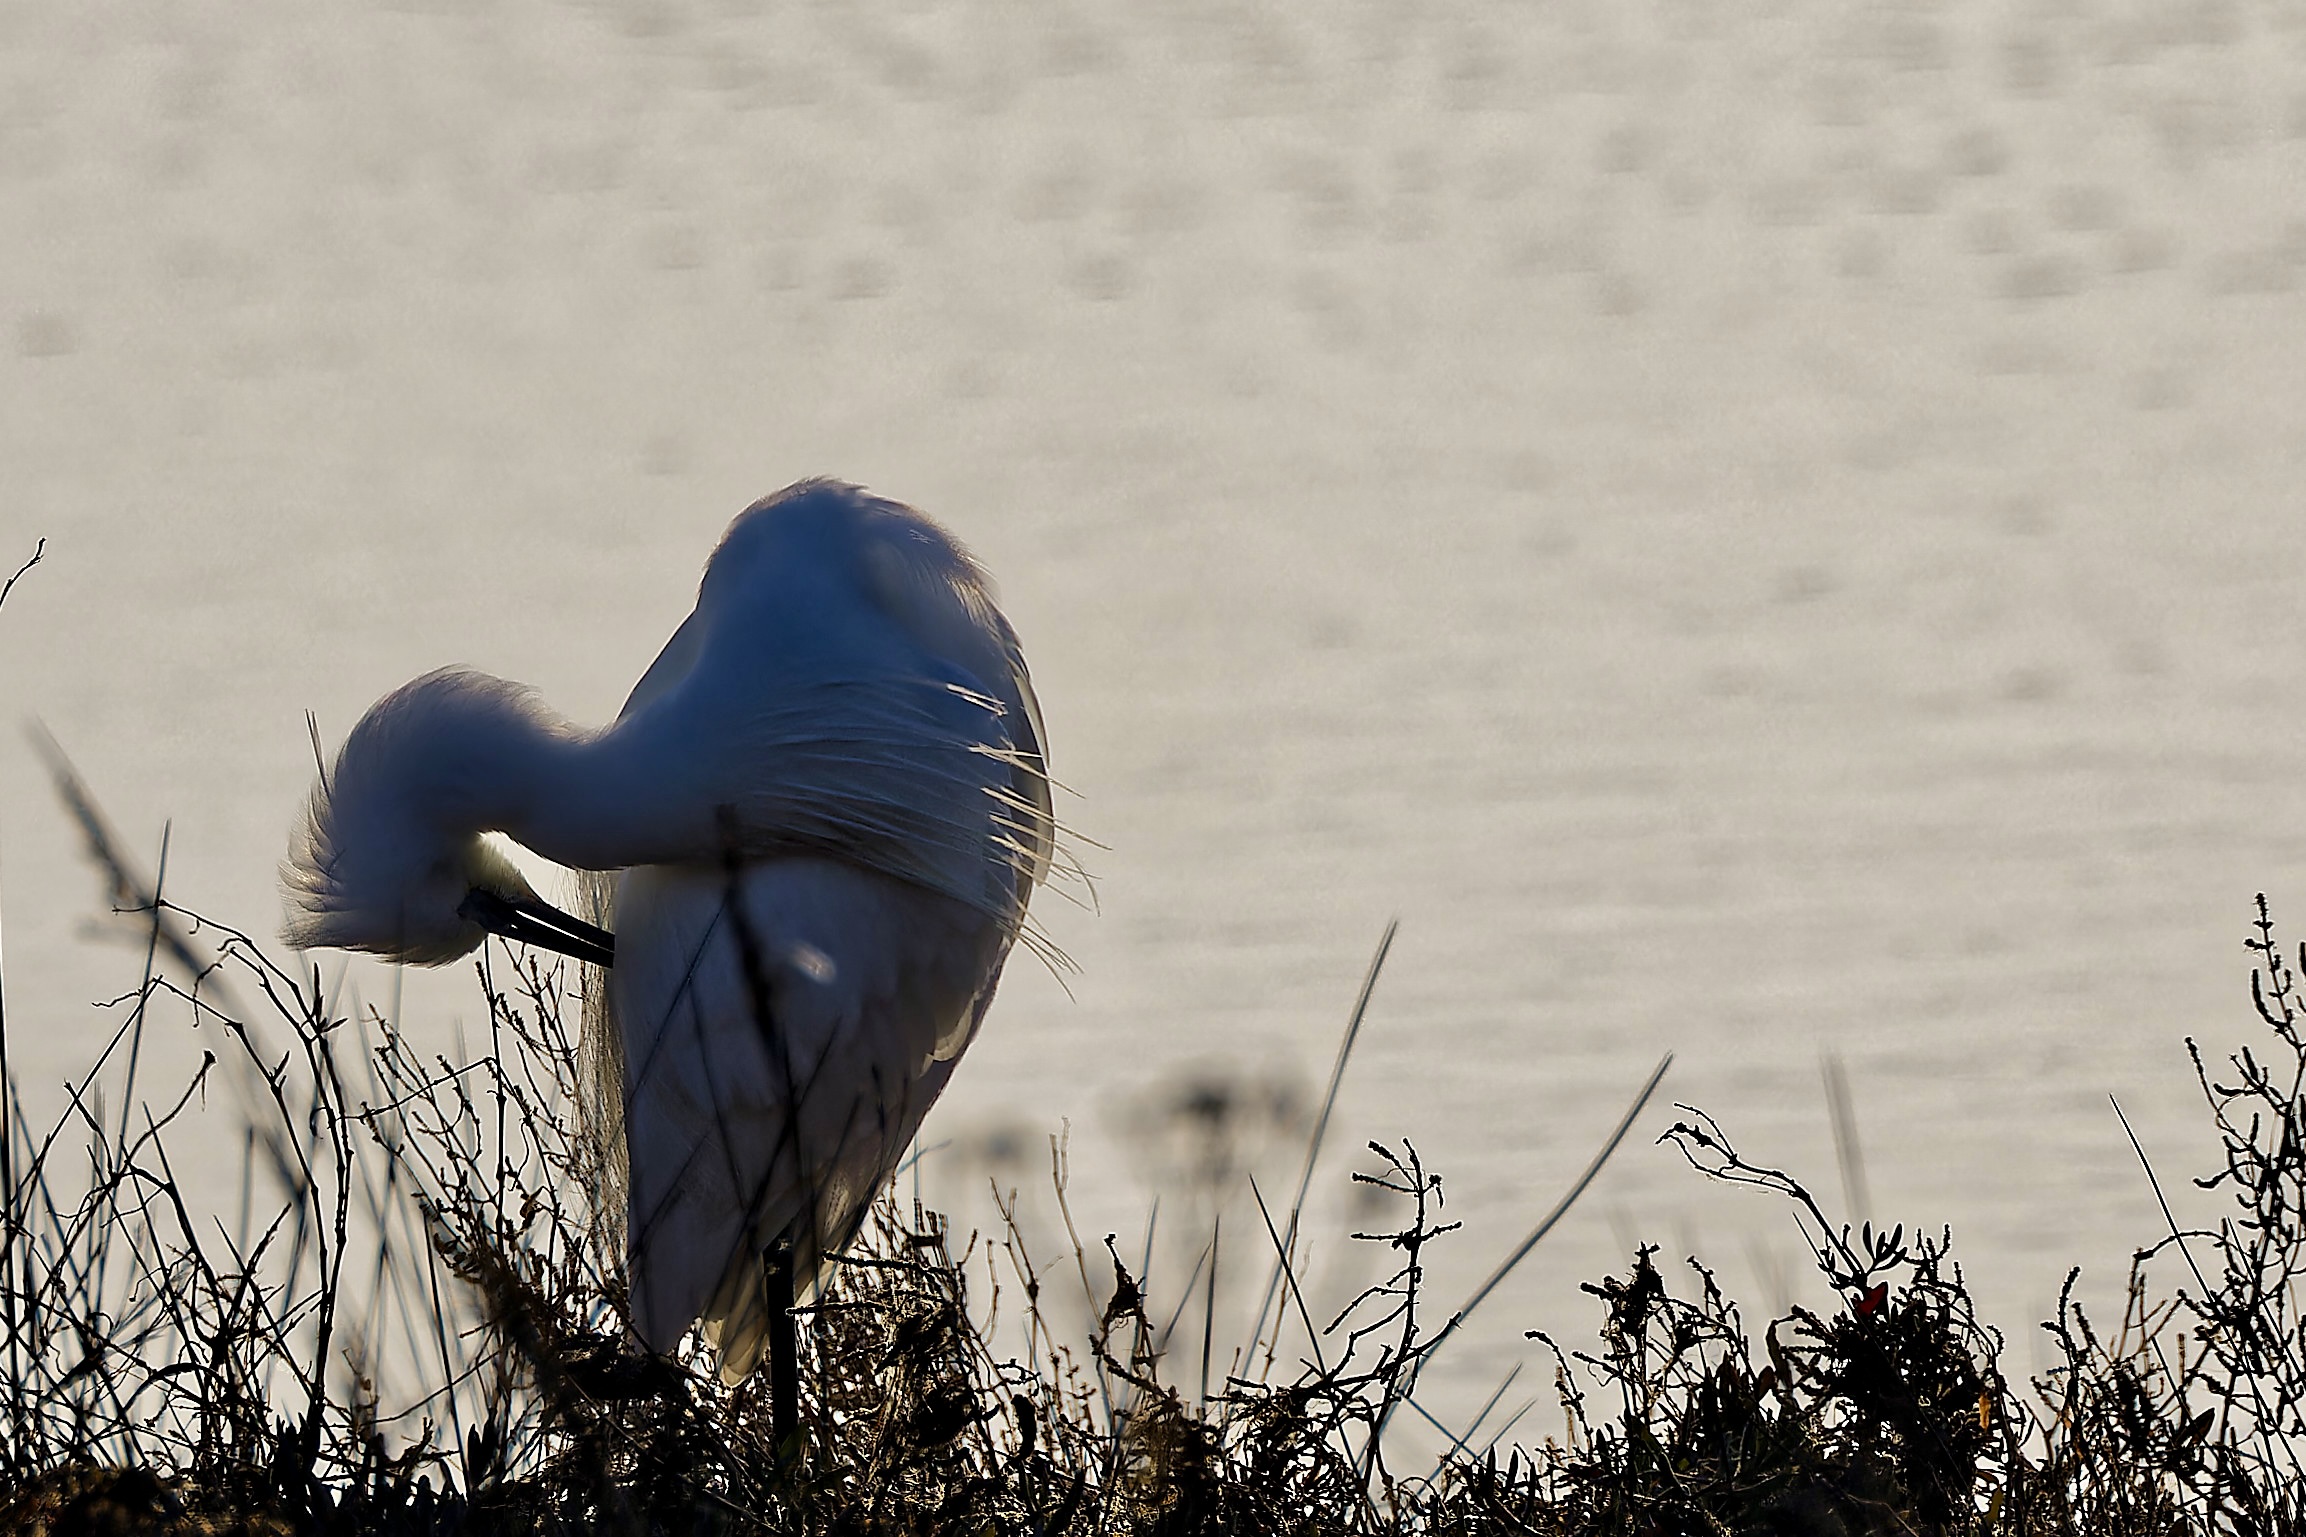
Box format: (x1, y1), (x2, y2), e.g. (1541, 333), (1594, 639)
(379, 667), (1030, 929)
(370, 670), (587, 847)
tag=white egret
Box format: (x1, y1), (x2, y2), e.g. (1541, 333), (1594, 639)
(282, 479), (1055, 1386)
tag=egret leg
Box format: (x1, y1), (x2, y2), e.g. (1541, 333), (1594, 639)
(766, 1238), (800, 1457)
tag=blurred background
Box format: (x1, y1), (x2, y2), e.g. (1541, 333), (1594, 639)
(5, 0), (2306, 1444)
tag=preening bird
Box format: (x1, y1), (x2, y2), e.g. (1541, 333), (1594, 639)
(282, 480), (1055, 1381)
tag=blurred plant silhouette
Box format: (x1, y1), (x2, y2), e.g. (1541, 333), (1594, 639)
(5, 759), (2306, 1534)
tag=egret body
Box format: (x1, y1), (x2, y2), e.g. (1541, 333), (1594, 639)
(283, 481), (1053, 1380)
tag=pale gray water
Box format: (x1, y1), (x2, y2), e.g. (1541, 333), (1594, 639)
(4, 0), (2306, 1437)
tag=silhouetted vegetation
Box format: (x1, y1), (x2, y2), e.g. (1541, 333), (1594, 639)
(6, 794), (2306, 1534)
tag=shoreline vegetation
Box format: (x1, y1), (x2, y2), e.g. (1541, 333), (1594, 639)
(4, 770), (2305, 1534)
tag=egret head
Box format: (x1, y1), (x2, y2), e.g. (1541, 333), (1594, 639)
(283, 669), (553, 966)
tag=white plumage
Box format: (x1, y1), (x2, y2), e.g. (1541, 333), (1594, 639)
(282, 480), (1053, 1380)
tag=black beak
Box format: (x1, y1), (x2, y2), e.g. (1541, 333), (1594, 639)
(459, 887), (616, 969)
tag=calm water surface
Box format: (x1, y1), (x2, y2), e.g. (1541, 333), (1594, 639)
(5, 0), (2306, 1429)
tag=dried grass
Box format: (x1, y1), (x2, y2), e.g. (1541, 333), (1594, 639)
(6, 765), (2306, 1534)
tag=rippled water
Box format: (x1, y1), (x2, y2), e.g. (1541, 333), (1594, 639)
(5, 0), (2306, 1433)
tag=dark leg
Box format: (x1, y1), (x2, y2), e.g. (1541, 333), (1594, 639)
(766, 1238), (800, 1456)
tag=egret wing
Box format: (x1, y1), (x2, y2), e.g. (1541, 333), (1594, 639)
(613, 859), (999, 1380)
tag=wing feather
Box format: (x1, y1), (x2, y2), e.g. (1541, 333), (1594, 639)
(612, 859), (995, 1380)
